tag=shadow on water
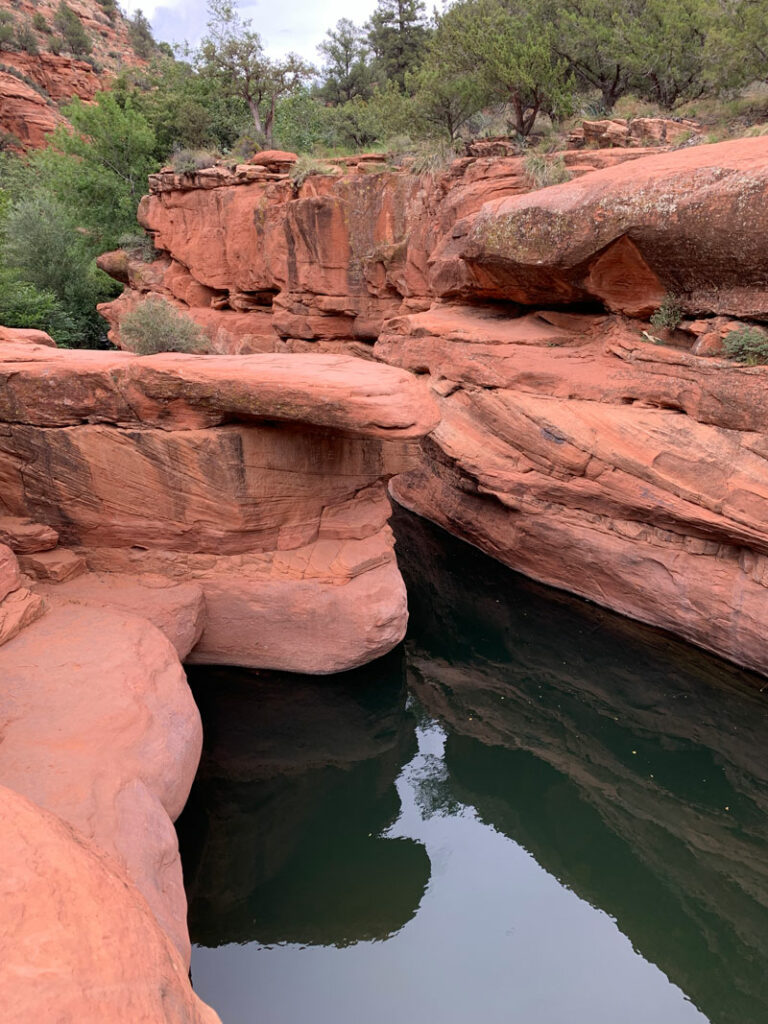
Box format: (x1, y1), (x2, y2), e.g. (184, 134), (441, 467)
(395, 509), (768, 1024)
(177, 647), (430, 948)
(178, 509), (768, 1024)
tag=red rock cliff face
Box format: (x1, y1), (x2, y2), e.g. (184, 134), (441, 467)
(0, 0), (143, 149)
(0, 337), (439, 673)
(101, 137), (768, 678)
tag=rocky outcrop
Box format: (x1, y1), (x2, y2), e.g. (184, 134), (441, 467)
(0, 337), (438, 672)
(0, 601), (204, 961)
(0, 785), (220, 1024)
(0, 68), (65, 148)
(0, 0), (144, 149)
(100, 136), (768, 676)
(97, 147), (650, 354)
(567, 116), (701, 149)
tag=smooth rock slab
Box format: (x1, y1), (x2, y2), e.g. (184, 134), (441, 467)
(0, 605), (202, 962)
(0, 785), (220, 1024)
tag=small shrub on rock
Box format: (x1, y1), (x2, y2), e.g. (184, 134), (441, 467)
(290, 155), (336, 187)
(33, 12), (47, 32)
(53, 1), (92, 55)
(650, 293), (683, 330)
(16, 19), (38, 52)
(120, 297), (207, 355)
(118, 232), (156, 263)
(524, 153), (571, 188)
(723, 326), (768, 365)
(171, 148), (219, 174)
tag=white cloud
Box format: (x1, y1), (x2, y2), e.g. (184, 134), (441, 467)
(122, 0), (380, 61)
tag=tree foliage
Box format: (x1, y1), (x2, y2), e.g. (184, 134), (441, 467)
(318, 19), (373, 104)
(53, 1), (92, 56)
(196, 0), (314, 145)
(366, 0), (431, 88)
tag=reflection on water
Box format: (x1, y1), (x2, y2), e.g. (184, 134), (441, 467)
(178, 511), (768, 1024)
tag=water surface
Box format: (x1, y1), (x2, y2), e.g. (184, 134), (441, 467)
(178, 511), (768, 1024)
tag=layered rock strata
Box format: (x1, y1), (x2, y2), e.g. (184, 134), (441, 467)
(0, 338), (438, 672)
(100, 136), (768, 676)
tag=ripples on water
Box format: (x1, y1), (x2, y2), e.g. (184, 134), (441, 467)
(177, 510), (768, 1024)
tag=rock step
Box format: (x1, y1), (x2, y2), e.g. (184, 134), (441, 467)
(19, 548), (86, 583)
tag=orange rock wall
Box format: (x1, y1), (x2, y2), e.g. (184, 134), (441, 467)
(0, 340), (439, 673)
(102, 137), (768, 678)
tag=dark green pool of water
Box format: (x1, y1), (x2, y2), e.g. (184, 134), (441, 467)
(177, 510), (768, 1024)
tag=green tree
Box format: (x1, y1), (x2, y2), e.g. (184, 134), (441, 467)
(35, 91), (158, 244)
(318, 18), (373, 104)
(115, 55), (247, 156)
(549, 0), (632, 111)
(128, 9), (156, 60)
(196, 0), (314, 146)
(704, 0), (768, 92)
(437, 0), (573, 137)
(616, 0), (712, 108)
(409, 52), (487, 140)
(2, 193), (116, 346)
(53, 0), (92, 55)
(366, 0), (431, 88)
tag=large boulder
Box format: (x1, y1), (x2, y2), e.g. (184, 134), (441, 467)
(0, 605), (203, 961)
(453, 137), (768, 318)
(0, 784), (219, 1024)
(0, 344), (438, 672)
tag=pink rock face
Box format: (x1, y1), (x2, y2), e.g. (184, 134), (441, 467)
(0, 605), (203, 962)
(97, 147), (648, 354)
(0, 785), (220, 1024)
(90, 138), (768, 677)
(0, 325), (56, 347)
(460, 137), (768, 319)
(0, 344), (438, 672)
(0, 516), (59, 553)
(34, 572), (205, 659)
(379, 307), (768, 677)
(0, 543), (45, 646)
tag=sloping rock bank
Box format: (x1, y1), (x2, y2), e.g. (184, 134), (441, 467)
(101, 136), (768, 677)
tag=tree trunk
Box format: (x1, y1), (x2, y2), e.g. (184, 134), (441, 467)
(247, 96), (264, 137)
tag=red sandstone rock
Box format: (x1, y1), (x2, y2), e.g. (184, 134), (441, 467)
(248, 148), (299, 168)
(378, 304), (768, 676)
(34, 572), (205, 659)
(0, 785), (220, 1023)
(0, 604), (203, 961)
(0, 516), (59, 553)
(95, 145), (651, 353)
(0, 543), (21, 602)
(568, 117), (701, 149)
(18, 547), (86, 582)
(0, 70), (65, 149)
(0, 544), (45, 646)
(0, 586), (46, 647)
(0, 346), (436, 671)
(458, 137), (768, 318)
(0, 326), (56, 347)
(0, 3), (146, 150)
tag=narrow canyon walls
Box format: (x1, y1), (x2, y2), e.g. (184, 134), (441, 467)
(98, 137), (768, 677)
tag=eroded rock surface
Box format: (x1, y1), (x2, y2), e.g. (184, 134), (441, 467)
(0, 604), (203, 961)
(0, 785), (220, 1024)
(98, 136), (768, 676)
(0, 341), (438, 672)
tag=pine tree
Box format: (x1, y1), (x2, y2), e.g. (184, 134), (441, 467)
(366, 0), (430, 89)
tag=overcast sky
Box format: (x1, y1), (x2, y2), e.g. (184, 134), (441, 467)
(121, 0), (381, 61)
